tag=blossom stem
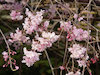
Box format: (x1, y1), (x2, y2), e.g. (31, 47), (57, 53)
(0, 29), (16, 71)
(60, 38), (68, 75)
(34, 0), (42, 11)
(82, 66), (85, 75)
(44, 50), (55, 75)
(63, 38), (68, 64)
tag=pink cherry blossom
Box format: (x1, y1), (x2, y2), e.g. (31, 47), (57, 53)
(77, 55), (89, 67)
(68, 44), (87, 59)
(41, 31), (60, 43)
(22, 47), (41, 67)
(31, 40), (40, 51)
(36, 37), (52, 48)
(43, 21), (50, 30)
(15, 66), (19, 70)
(60, 21), (91, 41)
(74, 14), (78, 19)
(67, 33), (76, 41)
(91, 56), (99, 64)
(34, 37), (52, 51)
(74, 14), (84, 21)
(31, 31), (59, 52)
(2, 51), (8, 61)
(10, 10), (23, 20)
(78, 17), (83, 21)
(59, 66), (65, 70)
(77, 60), (86, 67)
(66, 26), (90, 41)
(8, 28), (29, 43)
(60, 21), (72, 32)
(23, 8), (44, 34)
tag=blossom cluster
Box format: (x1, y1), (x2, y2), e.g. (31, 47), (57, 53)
(77, 55), (89, 67)
(0, 2), (95, 74)
(23, 8), (45, 34)
(8, 28), (29, 43)
(23, 30), (59, 66)
(2, 51), (9, 61)
(68, 44), (89, 68)
(73, 14), (84, 21)
(60, 21), (91, 41)
(32, 31), (60, 52)
(22, 9), (59, 67)
(68, 44), (87, 59)
(22, 31), (59, 67)
(0, 0), (99, 75)
(7, 8), (60, 67)
(22, 47), (41, 67)
(2, 51), (19, 70)
(10, 10), (23, 20)
(90, 56), (99, 64)
(59, 14), (92, 74)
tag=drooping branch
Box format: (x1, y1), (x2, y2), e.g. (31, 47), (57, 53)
(70, 0), (100, 6)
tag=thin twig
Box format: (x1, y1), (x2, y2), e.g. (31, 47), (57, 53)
(44, 50), (55, 75)
(0, 29), (16, 71)
(34, 0), (42, 11)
